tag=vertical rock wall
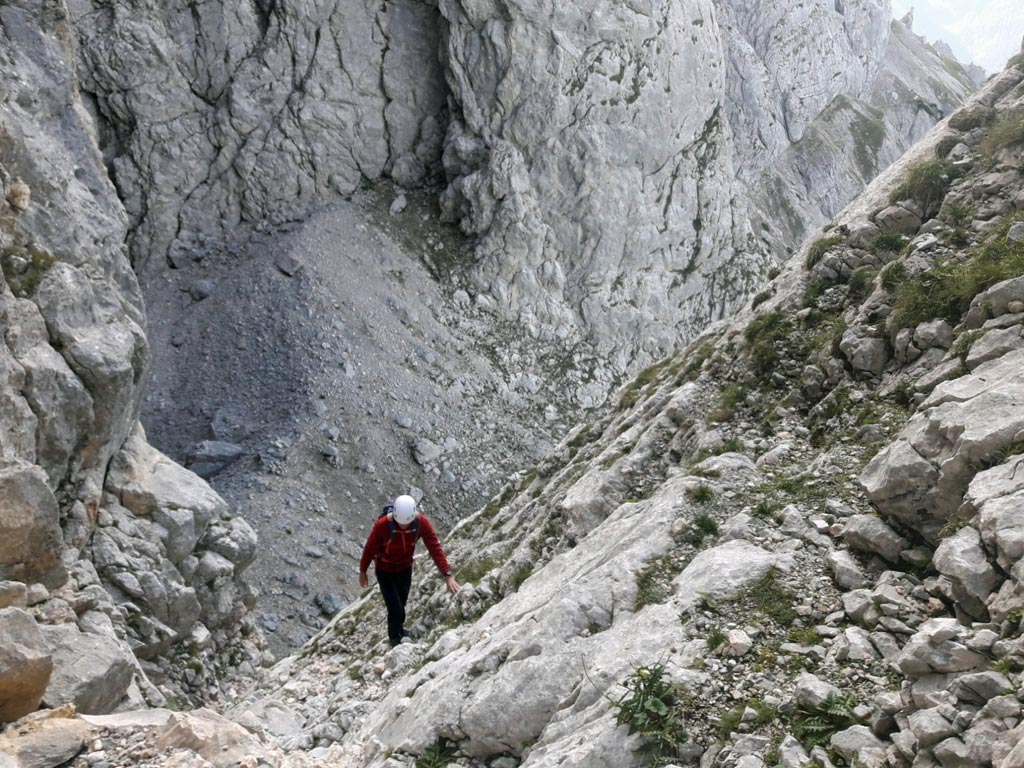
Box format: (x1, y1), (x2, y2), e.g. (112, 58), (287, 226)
(0, 0), (259, 715)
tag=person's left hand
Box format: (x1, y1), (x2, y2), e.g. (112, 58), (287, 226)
(445, 575), (460, 594)
(359, 572), (369, 589)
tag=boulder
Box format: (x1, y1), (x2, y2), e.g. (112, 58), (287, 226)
(40, 624), (134, 714)
(839, 328), (889, 376)
(0, 581), (27, 609)
(155, 709), (264, 768)
(842, 514), (908, 563)
(827, 550), (869, 589)
(0, 706), (90, 768)
(948, 671), (1013, 705)
(830, 725), (886, 765)
(412, 438), (443, 466)
(962, 456), (1024, 573)
(875, 204), (922, 234)
(933, 527), (998, 619)
(106, 428), (227, 532)
(965, 327), (1024, 370)
(0, 607), (52, 723)
(896, 618), (986, 677)
(861, 348), (1024, 536)
(0, 462), (66, 588)
(908, 707), (957, 748)
(794, 672), (842, 710)
(914, 320), (954, 350)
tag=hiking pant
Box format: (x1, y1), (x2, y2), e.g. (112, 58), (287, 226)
(376, 567), (412, 644)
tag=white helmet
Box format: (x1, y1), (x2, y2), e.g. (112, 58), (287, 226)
(393, 495), (417, 525)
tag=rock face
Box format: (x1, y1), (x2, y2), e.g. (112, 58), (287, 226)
(0, 0), (261, 710)
(68, 0), (971, 370)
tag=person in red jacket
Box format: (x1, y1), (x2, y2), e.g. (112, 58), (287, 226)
(359, 494), (460, 646)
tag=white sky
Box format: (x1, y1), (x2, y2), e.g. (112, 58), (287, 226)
(892, 0), (1024, 73)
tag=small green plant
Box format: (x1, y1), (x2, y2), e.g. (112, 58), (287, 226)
(879, 260), (908, 292)
(752, 499), (775, 520)
(744, 311), (794, 376)
(635, 556), (676, 610)
(693, 511), (718, 535)
(737, 569), (797, 627)
(792, 693), (860, 750)
(705, 625), (727, 653)
(981, 107), (1024, 156)
(751, 288), (773, 309)
(871, 232), (907, 256)
(508, 564), (533, 593)
(416, 738), (459, 768)
(889, 159), (959, 214)
(456, 557), (498, 586)
(717, 698), (778, 740)
(687, 485), (716, 505)
(939, 515), (971, 538)
(710, 383), (747, 422)
(0, 245), (55, 298)
(787, 626), (821, 645)
(806, 235), (845, 269)
(846, 266), (878, 303)
(950, 329), (984, 365)
(614, 663), (687, 764)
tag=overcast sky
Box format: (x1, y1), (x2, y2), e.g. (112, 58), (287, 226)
(891, 0), (1024, 73)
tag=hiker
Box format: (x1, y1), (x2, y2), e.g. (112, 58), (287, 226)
(359, 494), (460, 646)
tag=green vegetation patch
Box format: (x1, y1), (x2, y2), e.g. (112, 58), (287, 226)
(744, 311), (795, 376)
(891, 217), (1024, 329)
(709, 383), (747, 423)
(416, 738), (459, 768)
(717, 698), (778, 740)
(870, 232), (907, 256)
(455, 557), (498, 586)
(889, 159), (960, 214)
(806, 235), (845, 269)
(981, 107), (1024, 157)
(733, 568), (798, 627)
(0, 244), (55, 298)
(615, 663), (688, 764)
(792, 693), (860, 751)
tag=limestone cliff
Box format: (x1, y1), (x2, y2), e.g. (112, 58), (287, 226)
(0, 0), (260, 716)
(70, 0), (973, 372)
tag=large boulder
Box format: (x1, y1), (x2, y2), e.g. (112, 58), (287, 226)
(39, 624), (134, 715)
(0, 607), (52, 723)
(842, 514), (908, 563)
(896, 619), (986, 677)
(961, 456), (1024, 575)
(933, 526), (999, 619)
(0, 462), (65, 588)
(0, 706), (90, 768)
(861, 349), (1024, 539)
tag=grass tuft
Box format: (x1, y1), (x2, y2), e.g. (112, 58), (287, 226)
(806, 235), (845, 269)
(889, 159), (959, 214)
(981, 108), (1024, 156)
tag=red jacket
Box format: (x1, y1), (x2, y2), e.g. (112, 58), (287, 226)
(359, 514), (451, 575)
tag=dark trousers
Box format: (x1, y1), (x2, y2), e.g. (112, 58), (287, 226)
(376, 567), (412, 644)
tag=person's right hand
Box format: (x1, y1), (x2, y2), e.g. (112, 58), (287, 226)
(359, 572), (369, 589)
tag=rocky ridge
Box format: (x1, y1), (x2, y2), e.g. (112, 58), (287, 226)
(16, 52), (1018, 768)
